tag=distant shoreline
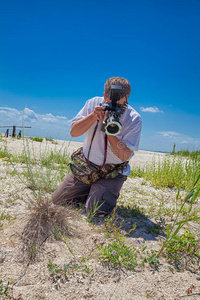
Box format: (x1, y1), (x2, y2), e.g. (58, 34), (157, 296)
(140, 148), (169, 154)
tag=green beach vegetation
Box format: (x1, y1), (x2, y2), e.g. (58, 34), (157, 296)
(130, 151), (200, 191)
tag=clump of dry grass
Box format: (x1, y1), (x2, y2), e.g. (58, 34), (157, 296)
(20, 195), (73, 262)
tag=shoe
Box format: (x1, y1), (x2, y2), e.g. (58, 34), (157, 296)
(96, 213), (108, 218)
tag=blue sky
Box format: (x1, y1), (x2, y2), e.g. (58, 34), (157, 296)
(0, 0), (200, 152)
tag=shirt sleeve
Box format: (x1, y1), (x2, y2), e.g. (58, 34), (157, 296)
(123, 114), (142, 151)
(71, 97), (102, 124)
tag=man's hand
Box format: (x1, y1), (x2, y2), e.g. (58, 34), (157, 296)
(92, 106), (108, 123)
(70, 105), (107, 137)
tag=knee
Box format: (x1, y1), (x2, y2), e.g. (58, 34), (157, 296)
(85, 197), (115, 216)
(85, 198), (101, 214)
(52, 191), (61, 205)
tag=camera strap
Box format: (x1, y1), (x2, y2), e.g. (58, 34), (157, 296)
(87, 120), (108, 167)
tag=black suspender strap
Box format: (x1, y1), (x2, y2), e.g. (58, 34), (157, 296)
(102, 134), (107, 166)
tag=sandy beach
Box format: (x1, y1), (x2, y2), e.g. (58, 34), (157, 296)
(3, 136), (167, 169)
(0, 136), (199, 299)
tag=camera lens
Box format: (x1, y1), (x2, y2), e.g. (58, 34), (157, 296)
(106, 122), (121, 135)
(107, 124), (118, 134)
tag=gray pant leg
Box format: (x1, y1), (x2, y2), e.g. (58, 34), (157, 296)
(85, 174), (127, 215)
(52, 172), (91, 206)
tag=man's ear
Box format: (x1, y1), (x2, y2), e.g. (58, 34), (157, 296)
(103, 92), (106, 100)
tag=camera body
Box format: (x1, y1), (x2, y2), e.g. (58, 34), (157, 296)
(101, 85), (126, 136)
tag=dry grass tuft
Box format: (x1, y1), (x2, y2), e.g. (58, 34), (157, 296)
(20, 196), (73, 262)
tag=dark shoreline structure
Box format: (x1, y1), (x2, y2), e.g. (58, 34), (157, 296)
(0, 125), (31, 137)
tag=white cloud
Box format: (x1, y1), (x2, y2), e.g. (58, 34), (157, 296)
(155, 131), (200, 148)
(140, 106), (163, 113)
(42, 113), (57, 123)
(0, 106), (71, 140)
(0, 107), (21, 119)
(156, 131), (180, 137)
(23, 108), (38, 122)
(56, 116), (67, 120)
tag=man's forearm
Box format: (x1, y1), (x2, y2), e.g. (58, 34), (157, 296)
(70, 113), (97, 137)
(108, 136), (133, 161)
(70, 105), (106, 137)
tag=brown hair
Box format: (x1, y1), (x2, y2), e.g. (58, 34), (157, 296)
(104, 76), (131, 99)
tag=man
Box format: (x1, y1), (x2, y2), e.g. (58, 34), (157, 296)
(52, 76), (142, 217)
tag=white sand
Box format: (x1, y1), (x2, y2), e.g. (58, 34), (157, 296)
(1, 136), (199, 300)
(2, 136), (167, 169)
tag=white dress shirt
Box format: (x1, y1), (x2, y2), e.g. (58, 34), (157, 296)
(71, 97), (142, 176)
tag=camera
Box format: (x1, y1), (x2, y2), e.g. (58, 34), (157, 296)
(101, 85), (126, 136)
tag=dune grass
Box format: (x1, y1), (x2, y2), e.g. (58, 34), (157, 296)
(131, 152), (200, 191)
(0, 135), (71, 192)
(172, 149), (200, 160)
